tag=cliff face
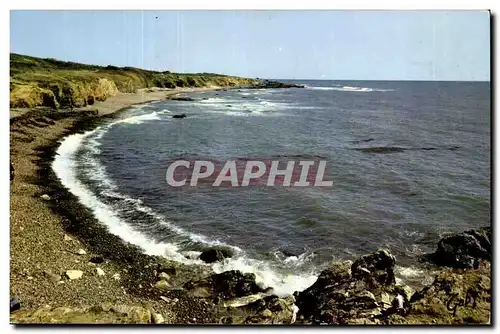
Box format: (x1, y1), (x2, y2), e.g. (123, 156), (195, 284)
(10, 54), (260, 109)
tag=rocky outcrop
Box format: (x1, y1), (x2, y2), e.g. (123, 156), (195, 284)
(295, 249), (407, 324)
(183, 270), (265, 301)
(424, 227), (491, 268)
(250, 80), (305, 89)
(199, 248), (233, 264)
(221, 294), (298, 324)
(384, 261), (491, 324)
(10, 303), (163, 324)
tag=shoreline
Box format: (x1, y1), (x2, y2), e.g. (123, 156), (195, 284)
(10, 86), (491, 324)
(9, 86), (234, 323)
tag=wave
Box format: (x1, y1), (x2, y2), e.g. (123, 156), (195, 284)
(115, 111), (161, 124)
(196, 97), (294, 116)
(306, 85), (394, 92)
(52, 116), (319, 296)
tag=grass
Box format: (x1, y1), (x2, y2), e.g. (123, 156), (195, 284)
(10, 53), (260, 109)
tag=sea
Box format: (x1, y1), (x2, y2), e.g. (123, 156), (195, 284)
(53, 80), (491, 296)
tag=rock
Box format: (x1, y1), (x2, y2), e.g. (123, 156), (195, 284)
(384, 262), (491, 324)
(10, 296), (20, 313)
(172, 114), (186, 119)
(65, 270), (83, 280)
(89, 256), (104, 264)
(170, 96), (195, 101)
(351, 248), (396, 286)
(260, 309), (273, 318)
(43, 270), (61, 282)
(155, 280), (171, 290)
(152, 313), (165, 324)
(96, 268), (105, 276)
(77, 249), (87, 255)
(184, 270), (265, 301)
(199, 248), (233, 264)
(63, 235), (73, 241)
(10, 163), (14, 181)
(158, 272), (170, 280)
(112, 273), (120, 280)
(237, 295), (298, 324)
(250, 80), (305, 89)
(394, 284), (414, 302)
(40, 194), (51, 201)
(11, 304), (154, 324)
(424, 227), (491, 268)
(296, 250), (398, 324)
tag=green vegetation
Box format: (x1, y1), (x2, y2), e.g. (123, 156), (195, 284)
(10, 53), (260, 109)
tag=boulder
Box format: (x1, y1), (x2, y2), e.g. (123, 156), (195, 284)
(424, 227), (491, 268)
(65, 270), (83, 280)
(77, 249), (87, 255)
(199, 248), (233, 264)
(184, 270), (264, 301)
(170, 96), (195, 101)
(96, 268), (105, 276)
(40, 194), (51, 201)
(155, 280), (171, 290)
(295, 249), (399, 324)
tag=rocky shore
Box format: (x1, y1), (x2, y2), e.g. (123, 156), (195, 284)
(9, 90), (491, 325)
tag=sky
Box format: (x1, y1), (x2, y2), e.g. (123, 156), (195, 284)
(10, 10), (490, 81)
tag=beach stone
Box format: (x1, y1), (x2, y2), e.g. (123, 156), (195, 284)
(155, 280), (171, 290)
(112, 273), (120, 280)
(158, 272), (170, 280)
(96, 268), (105, 276)
(199, 247), (233, 264)
(153, 313), (165, 324)
(10, 296), (21, 313)
(77, 249), (87, 255)
(65, 270), (83, 280)
(260, 309), (273, 318)
(63, 234), (72, 241)
(43, 270), (61, 282)
(89, 256), (105, 264)
(40, 194), (51, 201)
(172, 114), (187, 119)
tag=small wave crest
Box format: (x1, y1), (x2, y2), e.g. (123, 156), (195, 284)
(307, 85), (394, 92)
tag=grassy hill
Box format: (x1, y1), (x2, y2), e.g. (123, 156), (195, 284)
(10, 53), (260, 109)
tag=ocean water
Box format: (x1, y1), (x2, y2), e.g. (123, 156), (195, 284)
(53, 80), (491, 295)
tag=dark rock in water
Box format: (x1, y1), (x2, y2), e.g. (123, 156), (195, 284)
(354, 147), (406, 154)
(423, 226), (491, 268)
(199, 248), (233, 263)
(226, 104), (232, 107)
(249, 80), (305, 89)
(10, 296), (21, 313)
(420, 147), (437, 151)
(351, 138), (375, 144)
(448, 146), (460, 151)
(295, 249), (400, 324)
(89, 256), (105, 264)
(170, 96), (195, 101)
(172, 114), (187, 119)
(184, 270), (264, 301)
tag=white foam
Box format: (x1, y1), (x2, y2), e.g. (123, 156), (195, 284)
(115, 111), (161, 124)
(307, 85), (394, 92)
(53, 121), (319, 296)
(53, 130), (193, 262)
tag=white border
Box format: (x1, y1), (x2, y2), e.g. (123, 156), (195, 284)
(3, 1), (497, 333)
